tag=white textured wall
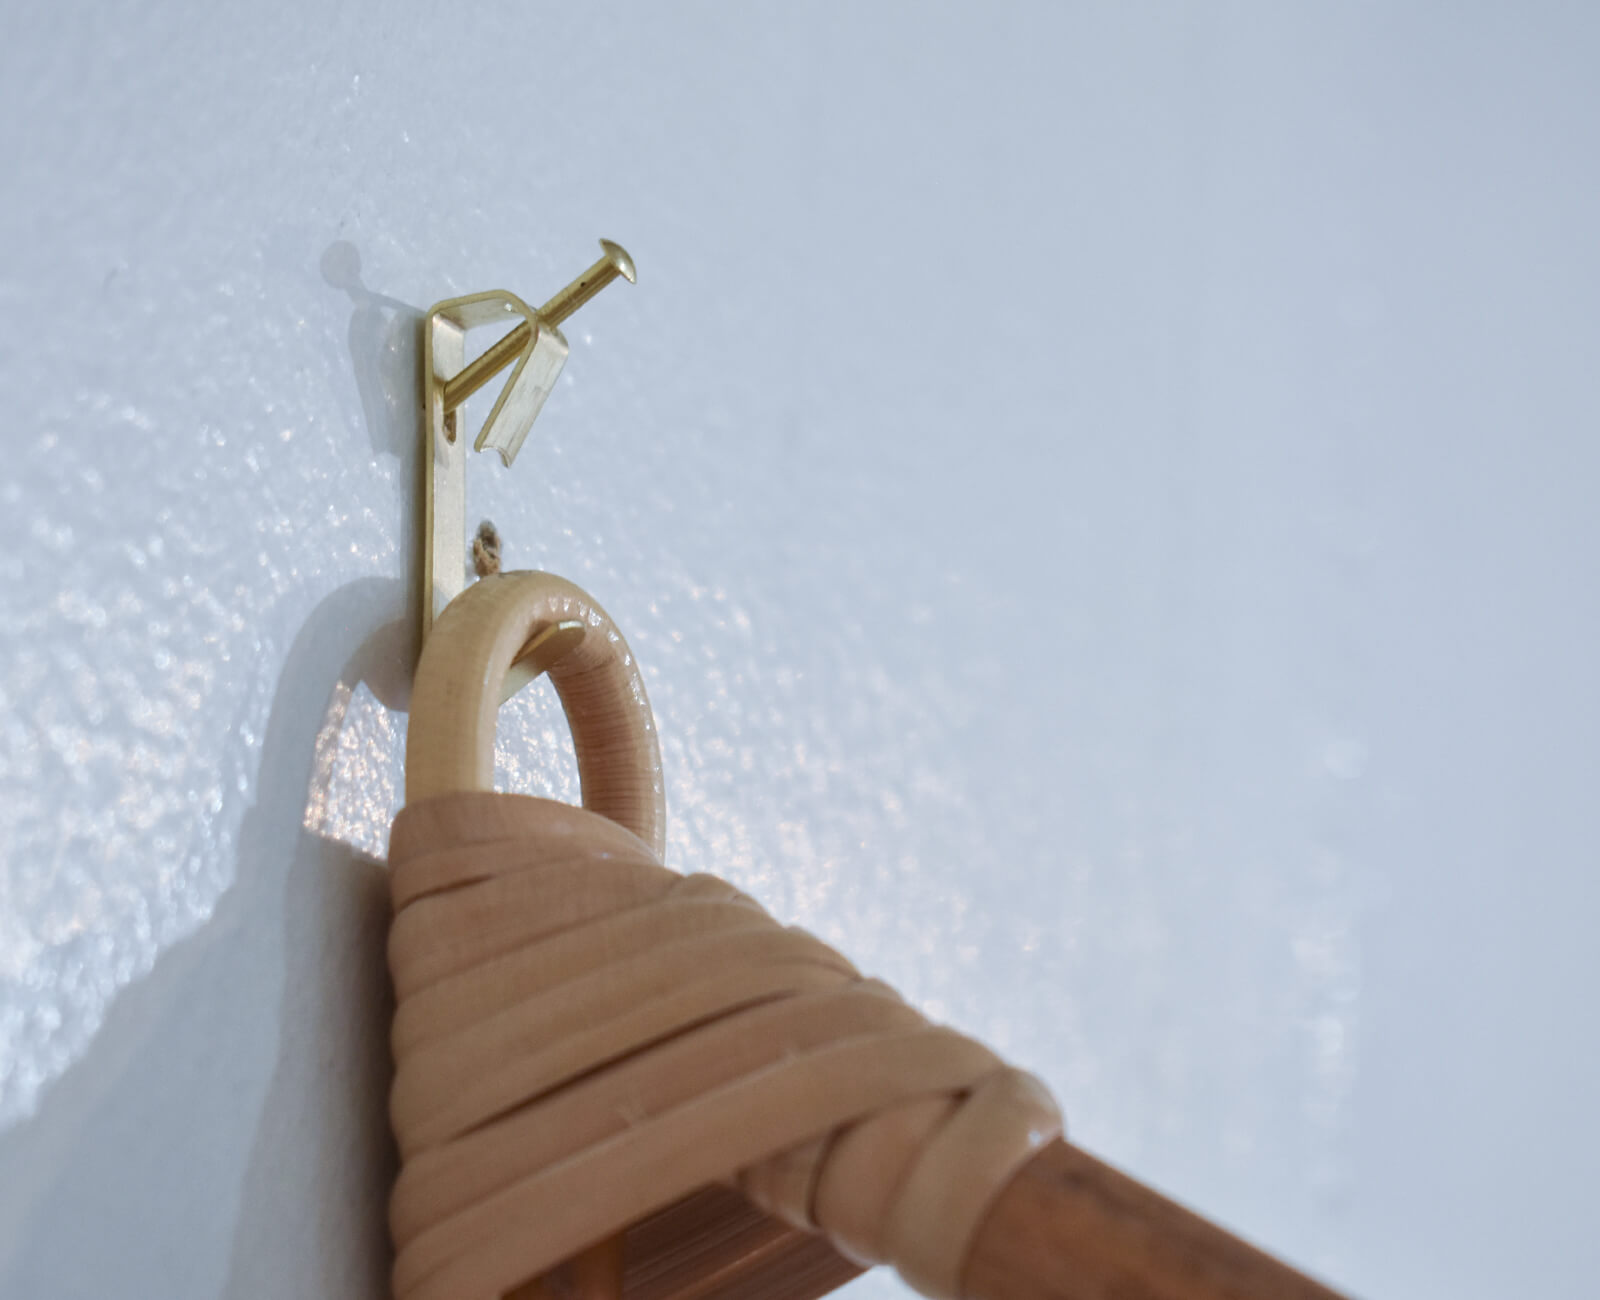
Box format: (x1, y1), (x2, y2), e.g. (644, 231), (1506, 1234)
(2, 4), (1597, 1297)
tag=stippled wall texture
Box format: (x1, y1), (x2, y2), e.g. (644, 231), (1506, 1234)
(2, 4), (1597, 1297)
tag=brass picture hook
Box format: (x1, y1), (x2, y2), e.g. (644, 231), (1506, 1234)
(421, 240), (636, 679)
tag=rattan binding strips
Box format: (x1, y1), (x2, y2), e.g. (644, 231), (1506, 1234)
(390, 572), (1062, 1300)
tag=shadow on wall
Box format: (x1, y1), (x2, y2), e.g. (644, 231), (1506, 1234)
(218, 577), (412, 1298)
(322, 240), (425, 463)
(0, 581), (410, 1298)
(0, 244), (425, 1297)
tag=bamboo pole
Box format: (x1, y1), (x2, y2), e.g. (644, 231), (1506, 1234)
(962, 1139), (1349, 1300)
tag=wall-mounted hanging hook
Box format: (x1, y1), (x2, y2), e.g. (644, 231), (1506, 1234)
(421, 239), (636, 674)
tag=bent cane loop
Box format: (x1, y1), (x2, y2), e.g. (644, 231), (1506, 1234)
(402, 571), (663, 1300)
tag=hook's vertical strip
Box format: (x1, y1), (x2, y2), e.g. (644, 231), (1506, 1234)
(418, 241), (635, 651)
(424, 309), (467, 644)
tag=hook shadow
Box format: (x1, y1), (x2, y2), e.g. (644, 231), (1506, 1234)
(322, 239), (425, 465)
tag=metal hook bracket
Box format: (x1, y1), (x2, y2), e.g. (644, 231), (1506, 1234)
(421, 240), (636, 670)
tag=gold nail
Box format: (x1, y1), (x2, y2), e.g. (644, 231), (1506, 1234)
(440, 240), (635, 414)
(537, 239), (636, 328)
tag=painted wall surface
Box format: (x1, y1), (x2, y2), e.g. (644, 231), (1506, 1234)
(2, 4), (1597, 1297)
